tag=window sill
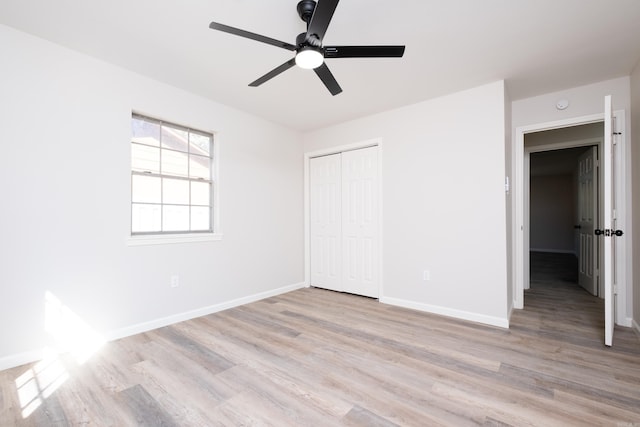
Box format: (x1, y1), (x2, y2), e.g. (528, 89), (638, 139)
(127, 232), (223, 246)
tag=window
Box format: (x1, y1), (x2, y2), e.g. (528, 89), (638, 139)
(130, 114), (214, 235)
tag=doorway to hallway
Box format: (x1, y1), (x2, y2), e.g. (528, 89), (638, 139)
(515, 101), (629, 346)
(529, 144), (600, 297)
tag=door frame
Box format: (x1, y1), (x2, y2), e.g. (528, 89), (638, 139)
(304, 138), (384, 297)
(514, 111), (629, 326)
(525, 137), (602, 294)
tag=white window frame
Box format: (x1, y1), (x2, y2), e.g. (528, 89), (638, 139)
(127, 113), (222, 246)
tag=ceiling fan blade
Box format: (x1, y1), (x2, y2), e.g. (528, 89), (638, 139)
(249, 58), (296, 87)
(324, 45), (406, 58)
(209, 22), (296, 51)
(314, 63), (342, 96)
(306, 0), (339, 44)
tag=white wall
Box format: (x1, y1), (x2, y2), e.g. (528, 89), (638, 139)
(0, 25), (304, 369)
(512, 77), (633, 324)
(304, 81), (509, 327)
(512, 77), (631, 128)
(631, 61), (640, 334)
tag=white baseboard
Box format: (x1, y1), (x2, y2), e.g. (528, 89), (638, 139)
(0, 282), (305, 372)
(619, 317), (633, 328)
(380, 296), (509, 329)
(105, 282), (306, 341)
(0, 349), (47, 372)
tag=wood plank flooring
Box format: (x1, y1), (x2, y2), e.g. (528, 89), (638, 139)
(1, 257), (639, 426)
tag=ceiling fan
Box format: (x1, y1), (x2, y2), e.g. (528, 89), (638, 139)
(209, 0), (405, 95)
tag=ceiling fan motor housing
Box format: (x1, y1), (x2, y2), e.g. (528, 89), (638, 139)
(296, 32), (321, 49)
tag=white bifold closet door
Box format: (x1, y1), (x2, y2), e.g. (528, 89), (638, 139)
(310, 146), (379, 298)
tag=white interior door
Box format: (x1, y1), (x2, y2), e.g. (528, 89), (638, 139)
(341, 147), (379, 298)
(602, 95), (615, 347)
(577, 146), (597, 296)
(310, 154), (342, 292)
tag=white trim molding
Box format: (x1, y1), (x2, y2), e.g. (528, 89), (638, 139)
(619, 317), (632, 328)
(380, 296), (509, 329)
(127, 232), (223, 246)
(106, 282), (305, 340)
(0, 349), (47, 372)
(0, 282), (305, 372)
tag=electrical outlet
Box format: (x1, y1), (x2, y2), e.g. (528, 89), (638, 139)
(170, 275), (180, 288)
(423, 270), (430, 281)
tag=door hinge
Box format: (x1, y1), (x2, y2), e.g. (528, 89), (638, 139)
(613, 284), (618, 295)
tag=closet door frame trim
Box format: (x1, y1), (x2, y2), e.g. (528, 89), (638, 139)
(304, 138), (383, 297)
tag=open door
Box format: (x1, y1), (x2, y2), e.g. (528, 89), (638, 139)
(577, 146), (598, 296)
(601, 95), (615, 347)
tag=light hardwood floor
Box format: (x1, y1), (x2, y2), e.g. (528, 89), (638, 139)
(1, 259), (639, 426)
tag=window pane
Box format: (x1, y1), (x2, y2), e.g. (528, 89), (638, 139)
(161, 124), (188, 152)
(162, 178), (189, 205)
(131, 114), (215, 236)
(132, 175), (161, 203)
(131, 144), (160, 173)
(162, 149), (188, 177)
(132, 116), (160, 147)
(191, 206), (210, 231)
(190, 154), (210, 179)
(163, 205), (189, 231)
(132, 203), (161, 232)
(190, 131), (211, 156)
(191, 181), (210, 206)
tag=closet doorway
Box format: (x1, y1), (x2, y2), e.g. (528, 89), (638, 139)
(306, 143), (380, 298)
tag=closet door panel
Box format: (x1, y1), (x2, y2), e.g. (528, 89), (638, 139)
(341, 147), (379, 297)
(310, 154), (342, 291)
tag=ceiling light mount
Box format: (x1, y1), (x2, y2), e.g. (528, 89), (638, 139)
(296, 0), (316, 24)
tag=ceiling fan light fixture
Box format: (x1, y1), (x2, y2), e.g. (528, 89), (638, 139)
(295, 46), (324, 69)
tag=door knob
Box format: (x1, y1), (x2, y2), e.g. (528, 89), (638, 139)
(595, 229), (624, 237)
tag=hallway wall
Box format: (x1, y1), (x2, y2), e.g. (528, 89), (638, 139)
(530, 174), (575, 253)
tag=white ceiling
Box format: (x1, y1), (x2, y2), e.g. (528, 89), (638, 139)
(2, 0), (640, 131)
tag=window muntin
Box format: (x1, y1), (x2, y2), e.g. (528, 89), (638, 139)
(131, 114), (213, 235)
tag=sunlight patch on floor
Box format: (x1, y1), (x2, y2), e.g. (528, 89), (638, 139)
(15, 291), (106, 419)
(15, 349), (69, 418)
